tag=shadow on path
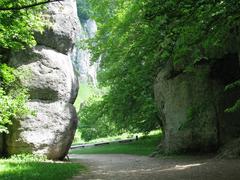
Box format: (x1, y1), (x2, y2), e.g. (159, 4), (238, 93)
(70, 154), (240, 180)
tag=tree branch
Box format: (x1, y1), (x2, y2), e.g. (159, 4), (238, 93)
(0, 0), (64, 11)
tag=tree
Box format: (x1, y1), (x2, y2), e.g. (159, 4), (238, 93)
(77, 0), (240, 138)
(0, 0), (61, 49)
(76, 0), (91, 22)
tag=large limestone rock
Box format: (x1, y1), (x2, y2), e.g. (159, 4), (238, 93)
(10, 46), (78, 103)
(35, 0), (80, 54)
(154, 65), (222, 153)
(7, 102), (77, 160)
(6, 0), (80, 160)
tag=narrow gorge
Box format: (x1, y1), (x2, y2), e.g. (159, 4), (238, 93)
(0, 0), (239, 162)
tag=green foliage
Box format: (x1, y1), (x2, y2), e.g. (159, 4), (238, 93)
(225, 79), (240, 112)
(73, 83), (110, 141)
(0, 1), (48, 133)
(7, 154), (47, 162)
(74, 83), (101, 111)
(225, 80), (240, 91)
(0, 64), (30, 133)
(0, 0), (47, 49)
(225, 99), (240, 113)
(78, 98), (119, 141)
(76, 0), (91, 22)
(0, 64), (15, 86)
(80, 0), (240, 136)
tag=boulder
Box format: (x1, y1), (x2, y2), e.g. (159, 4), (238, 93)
(154, 65), (222, 153)
(6, 102), (77, 160)
(10, 46), (78, 103)
(5, 0), (80, 159)
(35, 0), (80, 54)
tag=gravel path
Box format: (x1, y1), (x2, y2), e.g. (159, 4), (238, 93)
(70, 154), (240, 180)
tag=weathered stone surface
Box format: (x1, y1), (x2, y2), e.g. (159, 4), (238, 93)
(154, 65), (222, 153)
(10, 46), (78, 103)
(6, 101), (78, 160)
(35, 0), (81, 54)
(71, 18), (99, 86)
(5, 0), (80, 159)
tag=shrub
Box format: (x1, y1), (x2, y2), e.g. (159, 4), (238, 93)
(0, 64), (30, 133)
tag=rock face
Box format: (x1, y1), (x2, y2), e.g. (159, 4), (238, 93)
(71, 19), (100, 86)
(10, 46), (78, 103)
(35, 0), (80, 54)
(154, 64), (222, 153)
(7, 102), (77, 160)
(6, 0), (80, 160)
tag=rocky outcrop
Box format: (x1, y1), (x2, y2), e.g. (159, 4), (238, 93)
(7, 102), (77, 160)
(6, 0), (80, 160)
(71, 19), (99, 86)
(154, 54), (240, 154)
(154, 64), (222, 153)
(10, 46), (78, 103)
(35, 0), (80, 54)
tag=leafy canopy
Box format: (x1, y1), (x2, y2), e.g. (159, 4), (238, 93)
(0, 0), (48, 49)
(78, 0), (240, 139)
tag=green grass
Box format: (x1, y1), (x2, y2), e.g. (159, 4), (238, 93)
(70, 133), (161, 156)
(0, 154), (86, 180)
(74, 83), (97, 111)
(73, 131), (138, 145)
(74, 82), (108, 111)
(73, 129), (161, 145)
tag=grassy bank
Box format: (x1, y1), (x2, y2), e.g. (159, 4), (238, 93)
(0, 154), (85, 180)
(70, 133), (161, 156)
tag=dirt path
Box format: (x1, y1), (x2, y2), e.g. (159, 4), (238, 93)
(70, 154), (240, 180)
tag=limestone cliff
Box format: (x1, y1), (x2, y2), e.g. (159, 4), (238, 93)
(71, 18), (99, 86)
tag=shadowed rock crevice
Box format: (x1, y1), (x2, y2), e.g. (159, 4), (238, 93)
(29, 88), (59, 101)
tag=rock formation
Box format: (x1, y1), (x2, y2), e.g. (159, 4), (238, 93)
(5, 0), (80, 160)
(154, 54), (240, 154)
(154, 64), (221, 153)
(71, 18), (99, 86)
